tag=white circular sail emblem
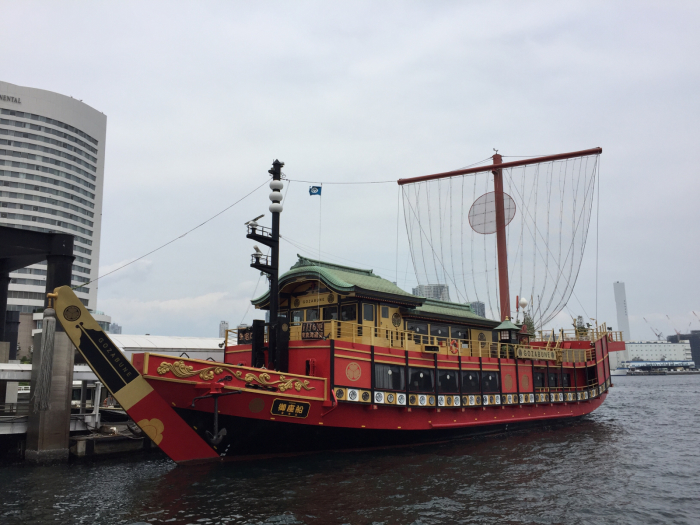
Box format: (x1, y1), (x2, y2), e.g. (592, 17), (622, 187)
(468, 191), (516, 234)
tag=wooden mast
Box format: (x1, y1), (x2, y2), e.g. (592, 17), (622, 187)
(492, 153), (510, 321)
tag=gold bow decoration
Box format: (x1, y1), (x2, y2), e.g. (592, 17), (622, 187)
(157, 361), (314, 391)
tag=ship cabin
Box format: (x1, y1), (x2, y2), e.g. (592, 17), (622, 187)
(224, 256), (614, 408)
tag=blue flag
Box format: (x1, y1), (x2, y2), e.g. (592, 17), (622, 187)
(309, 186), (322, 196)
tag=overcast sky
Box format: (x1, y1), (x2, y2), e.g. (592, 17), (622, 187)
(2, 1), (699, 340)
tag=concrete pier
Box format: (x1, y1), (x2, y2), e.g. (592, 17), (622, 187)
(25, 332), (75, 463)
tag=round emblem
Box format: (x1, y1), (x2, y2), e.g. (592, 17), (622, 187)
(387, 393), (395, 403)
(504, 374), (513, 390)
(248, 398), (264, 413)
(348, 390), (358, 401)
(398, 394), (406, 404)
(361, 391), (370, 402)
(293, 298), (300, 308)
(478, 332), (487, 348)
(391, 312), (402, 328)
(335, 388), (345, 399)
(327, 293), (335, 304)
(345, 362), (362, 381)
(281, 323), (289, 332)
(521, 374), (530, 389)
(63, 305), (81, 322)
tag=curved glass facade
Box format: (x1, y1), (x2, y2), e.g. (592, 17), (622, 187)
(0, 81), (106, 314)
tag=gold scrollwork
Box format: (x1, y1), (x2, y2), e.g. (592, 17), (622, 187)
(233, 371), (314, 391)
(156, 360), (315, 391)
(157, 360), (224, 380)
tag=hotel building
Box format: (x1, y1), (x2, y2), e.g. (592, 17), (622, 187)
(0, 81), (108, 338)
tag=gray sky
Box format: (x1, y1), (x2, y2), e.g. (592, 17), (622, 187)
(2, 1), (699, 340)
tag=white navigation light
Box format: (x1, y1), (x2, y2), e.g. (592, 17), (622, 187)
(269, 191), (283, 202)
(269, 180), (284, 191)
(519, 297), (529, 309)
(269, 202), (283, 213)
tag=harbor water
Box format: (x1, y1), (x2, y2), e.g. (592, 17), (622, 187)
(1, 375), (698, 524)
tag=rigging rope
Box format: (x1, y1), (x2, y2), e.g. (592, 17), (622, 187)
(402, 154), (599, 327)
(77, 180), (269, 290)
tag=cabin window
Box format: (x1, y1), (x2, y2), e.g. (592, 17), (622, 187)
(306, 308), (320, 322)
(461, 371), (480, 393)
(500, 331), (510, 341)
(482, 371), (499, 393)
(451, 326), (469, 340)
(438, 370), (459, 393)
(430, 324), (449, 342)
(407, 321), (429, 344)
(278, 311), (289, 323)
(533, 372), (545, 388)
(340, 304), (357, 322)
(381, 306), (389, 318)
(562, 373), (571, 387)
(291, 310), (304, 323)
(323, 306), (338, 320)
(408, 367), (434, 392)
(374, 363), (405, 390)
(363, 303), (374, 323)
(548, 373), (559, 387)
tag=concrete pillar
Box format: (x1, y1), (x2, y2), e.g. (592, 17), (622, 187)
(5, 310), (20, 360)
(79, 381), (87, 414)
(25, 331), (75, 463)
(0, 269), (10, 342)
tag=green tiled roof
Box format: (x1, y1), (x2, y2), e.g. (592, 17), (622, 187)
(407, 298), (496, 323)
(252, 255), (422, 305)
(252, 256), (498, 327)
(494, 318), (520, 331)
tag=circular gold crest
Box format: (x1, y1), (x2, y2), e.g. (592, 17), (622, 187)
(391, 312), (402, 328)
(478, 332), (486, 348)
(293, 298), (300, 308)
(345, 362), (361, 381)
(63, 305), (81, 322)
(281, 323), (289, 332)
(327, 293), (335, 303)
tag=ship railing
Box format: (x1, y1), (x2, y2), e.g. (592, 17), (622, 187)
(534, 322), (623, 343)
(286, 321), (594, 363)
(224, 328), (268, 347)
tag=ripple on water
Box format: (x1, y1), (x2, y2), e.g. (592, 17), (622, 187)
(0, 375), (699, 524)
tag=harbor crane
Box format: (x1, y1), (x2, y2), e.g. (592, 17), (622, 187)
(666, 315), (682, 340)
(643, 317), (664, 340)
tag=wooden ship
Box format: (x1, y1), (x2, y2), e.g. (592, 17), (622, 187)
(48, 150), (625, 463)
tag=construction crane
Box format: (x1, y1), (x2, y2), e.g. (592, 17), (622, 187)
(693, 311), (700, 325)
(666, 314), (682, 341)
(643, 317), (664, 340)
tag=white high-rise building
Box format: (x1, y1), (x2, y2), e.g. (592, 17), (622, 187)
(612, 281), (631, 368)
(0, 81), (107, 313)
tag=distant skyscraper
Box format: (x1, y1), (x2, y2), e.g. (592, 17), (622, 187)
(612, 281), (631, 369)
(469, 301), (486, 318)
(412, 284), (451, 302)
(613, 282), (631, 341)
(219, 321), (229, 338)
(109, 322), (122, 334)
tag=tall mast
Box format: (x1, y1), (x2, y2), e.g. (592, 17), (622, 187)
(492, 153), (510, 321)
(248, 160), (284, 370)
(268, 160), (283, 369)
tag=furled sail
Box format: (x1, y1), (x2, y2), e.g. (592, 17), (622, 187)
(399, 150), (600, 328)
